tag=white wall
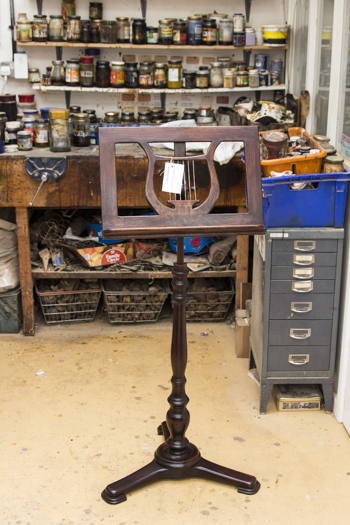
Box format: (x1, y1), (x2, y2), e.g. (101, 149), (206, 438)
(0, 0), (287, 117)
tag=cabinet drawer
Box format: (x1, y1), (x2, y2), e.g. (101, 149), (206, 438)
(269, 320), (332, 346)
(271, 280), (335, 294)
(271, 265), (336, 281)
(271, 252), (337, 267)
(269, 294), (334, 320)
(267, 346), (330, 372)
(272, 239), (337, 253)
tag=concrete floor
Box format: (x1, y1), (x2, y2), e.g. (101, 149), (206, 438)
(1, 317), (350, 525)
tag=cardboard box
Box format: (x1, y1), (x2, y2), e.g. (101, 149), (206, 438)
(235, 309), (250, 358)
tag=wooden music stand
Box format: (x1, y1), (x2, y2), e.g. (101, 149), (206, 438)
(99, 126), (264, 504)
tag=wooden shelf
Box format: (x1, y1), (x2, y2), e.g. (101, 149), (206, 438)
(32, 83), (287, 94)
(32, 268), (236, 279)
(18, 42), (288, 50)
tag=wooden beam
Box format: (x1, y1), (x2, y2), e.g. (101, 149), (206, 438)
(16, 207), (35, 336)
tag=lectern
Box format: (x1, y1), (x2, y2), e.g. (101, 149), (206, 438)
(99, 126), (264, 504)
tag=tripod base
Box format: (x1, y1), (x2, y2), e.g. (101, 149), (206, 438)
(101, 422), (260, 505)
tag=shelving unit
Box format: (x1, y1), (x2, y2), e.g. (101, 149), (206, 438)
(17, 42), (288, 51)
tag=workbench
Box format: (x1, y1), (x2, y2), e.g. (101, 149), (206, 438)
(0, 145), (250, 335)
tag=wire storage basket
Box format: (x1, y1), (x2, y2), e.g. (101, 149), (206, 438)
(35, 280), (102, 324)
(102, 279), (170, 324)
(182, 278), (235, 321)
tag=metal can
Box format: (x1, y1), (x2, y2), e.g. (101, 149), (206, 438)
(154, 63), (167, 88)
(110, 61), (125, 87)
(232, 32), (245, 46)
(187, 16), (202, 45)
(233, 13), (245, 33)
(254, 54), (268, 70)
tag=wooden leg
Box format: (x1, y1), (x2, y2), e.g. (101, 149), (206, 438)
(236, 234), (249, 311)
(16, 207), (35, 336)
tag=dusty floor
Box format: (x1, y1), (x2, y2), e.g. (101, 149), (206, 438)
(1, 316), (350, 525)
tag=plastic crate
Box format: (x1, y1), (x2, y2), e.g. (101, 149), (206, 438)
(260, 127), (327, 177)
(0, 287), (22, 333)
(35, 282), (101, 324)
(102, 279), (170, 324)
(262, 171), (350, 229)
(182, 278), (235, 322)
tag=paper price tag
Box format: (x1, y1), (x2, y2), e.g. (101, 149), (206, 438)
(162, 162), (184, 194)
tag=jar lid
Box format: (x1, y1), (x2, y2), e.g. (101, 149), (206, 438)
(17, 130), (32, 136)
(325, 155), (344, 164)
(90, 1), (103, 4)
(6, 121), (22, 129)
(249, 69), (259, 74)
(197, 70), (209, 75)
(68, 15), (81, 19)
(17, 20), (33, 24)
(184, 108), (197, 113)
(101, 20), (116, 24)
(35, 118), (46, 123)
(125, 61), (138, 66)
(217, 57), (231, 62)
(83, 109), (96, 114)
(69, 106), (81, 111)
(290, 151), (302, 156)
(121, 111), (134, 116)
(211, 62), (223, 67)
(159, 19), (171, 24)
(29, 68), (39, 72)
(187, 16), (202, 20)
(183, 70), (196, 76)
(140, 61), (154, 66)
(263, 131), (287, 143)
(110, 61), (125, 66)
(237, 71), (248, 75)
(0, 94), (16, 102)
(81, 56), (94, 64)
(67, 59), (80, 64)
(49, 108), (70, 119)
(168, 59), (182, 65)
(22, 116), (36, 122)
(117, 17), (129, 21)
(105, 112), (119, 116)
(224, 71), (235, 76)
(52, 60), (64, 65)
(81, 19), (91, 24)
(314, 134), (330, 142)
(50, 15), (63, 18)
(138, 108), (151, 115)
(151, 107), (163, 114)
(246, 27), (254, 32)
(90, 19), (102, 23)
(4, 145), (19, 152)
(155, 63), (167, 68)
(33, 14), (47, 19)
(198, 106), (211, 109)
(73, 113), (89, 119)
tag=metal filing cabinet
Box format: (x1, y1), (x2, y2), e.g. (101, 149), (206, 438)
(250, 228), (344, 414)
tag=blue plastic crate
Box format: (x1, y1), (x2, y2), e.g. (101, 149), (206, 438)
(262, 170), (350, 228)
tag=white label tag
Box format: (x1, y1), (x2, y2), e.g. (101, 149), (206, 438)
(162, 162), (184, 194)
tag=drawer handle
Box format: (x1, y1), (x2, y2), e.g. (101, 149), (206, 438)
(291, 302), (312, 313)
(288, 354), (310, 365)
(290, 328), (311, 339)
(294, 241), (316, 251)
(293, 268), (314, 279)
(293, 254), (315, 266)
(292, 281), (314, 293)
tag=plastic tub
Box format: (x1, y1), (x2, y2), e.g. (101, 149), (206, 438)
(169, 236), (216, 255)
(262, 170), (350, 228)
(260, 127), (327, 177)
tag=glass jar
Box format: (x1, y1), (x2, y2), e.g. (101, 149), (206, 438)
(62, 0), (76, 19)
(22, 117), (35, 140)
(100, 21), (117, 43)
(125, 62), (139, 88)
(196, 69), (210, 88)
(67, 16), (81, 41)
(146, 27), (158, 44)
(95, 60), (110, 88)
(34, 118), (49, 148)
(139, 62), (154, 88)
(236, 71), (249, 86)
(233, 61), (247, 71)
(65, 59), (80, 85)
(81, 20), (91, 43)
(210, 62), (224, 87)
(110, 62), (125, 87)
(89, 2), (103, 19)
(218, 18), (232, 44)
(17, 13), (27, 22)
(121, 111), (135, 125)
(73, 113), (90, 147)
(49, 109), (71, 152)
(90, 19), (101, 43)
(51, 60), (65, 85)
(132, 18), (146, 44)
(5, 122), (22, 144)
(0, 113), (8, 141)
(0, 95), (17, 123)
(158, 19), (173, 45)
(42, 74), (51, 86)
(223, 69), (235, 87)
(167, 59), (182, 89)
(16, 20), (32, 42)
(183, 108), (197, 120)
(270, 72), (279, 85)
(173, 20), (187, 45)
(154, 63), (167, 88)
(202, 18), (217, 45)
(249, 69), (259, 87)
(116, 17), (130, 43)
(84, 110), (99, 145)
(151, 107), (164, 123)
(324, 155), (344, 173)
(233, 13), (245, 33)
(163, 113), (177, 123)
(17, 130), (32, 150)
(49, 15), (63, 41)
(33, 15), (48, 41)
(182, 71), (196, 89)
(187, 16), (202, 45)
(80, 56), (94, 87)
(28, 68), (40, 83)
(104, 112), (119, 123)
(217, 57), (231, 76)
(138, 109), (152, 123)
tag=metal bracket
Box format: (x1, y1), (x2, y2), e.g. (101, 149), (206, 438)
(25, 157), (67, 182)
